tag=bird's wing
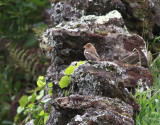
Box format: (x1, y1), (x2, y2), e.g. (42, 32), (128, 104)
(95, 51), (99, 58)
(85, 52), (99, 61)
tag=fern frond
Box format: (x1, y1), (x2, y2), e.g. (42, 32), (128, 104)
(5, 42), (49, 79)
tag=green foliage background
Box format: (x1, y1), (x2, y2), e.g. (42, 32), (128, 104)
(0, 0), (49, 44)
(0, 0), (50, 125)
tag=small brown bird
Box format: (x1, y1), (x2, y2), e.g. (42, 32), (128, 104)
(83, 43), (100, 61)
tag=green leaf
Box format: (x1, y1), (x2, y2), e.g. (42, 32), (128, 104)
(39, 110), (44, 116)
(26, 87), (41, 93)
(14, 81), (21, 91)
(48, 89), (52, 95)
(23, 33), (36, 48)
(28, 93), (36, 103)
(44, 115), (49, 124)
(3, 66), (9, 80)
(36, 89), (44, 100)
(14, 114), (19, 122)
(39, 76), (45, 80)
(77, 61), (86, 66)
(19, 95), (28, 107)
(37, 76), (46, 87)
(24, 108), (30, 115)
(65, 90), (68, 97)
(59, 75), (71, 88)
(25, 117), (30, 123)
(37, 80), (45, 87)
(34, 116), (41, 125)
(48, 82), (53, 87)
(0, 2), (6, 6)
(17, 106), (24, 114)
(27, 103), (34, 108)
(153, 36), (157, 44)
(33, 113), (39, 119)
(65, 66), (76, 75)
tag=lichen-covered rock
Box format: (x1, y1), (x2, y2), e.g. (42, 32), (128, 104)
(44, 59), (154, 124)
(50, 0), (155, 41)
(68, 61), (152, 109)
(46, 95), (134, 125)
(40, 10), (149, 83)
(40, 8), (154, 125)
(122, 64), (154, 93)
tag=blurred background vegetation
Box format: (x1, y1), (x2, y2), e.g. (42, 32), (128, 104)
(0, 0), (51, 124)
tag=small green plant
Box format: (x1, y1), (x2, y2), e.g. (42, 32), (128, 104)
(135, 88), (160, 125)
(149, 54), (160, 80)
(14, 61), (85, 124)
(136, 53), (160, 125)
(153, 36), (160, 44)
(14, 76), (52, 125)
(59, 61), (85, 88)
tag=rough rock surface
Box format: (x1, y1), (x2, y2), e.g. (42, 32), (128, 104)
(153, 2), (160, 35)
(46, 95), (134, 125)
(69, 61), (153, 102)
(39, 8), (154, 125)
(50, 0), (156, 41)
(41, 10), (149, 82)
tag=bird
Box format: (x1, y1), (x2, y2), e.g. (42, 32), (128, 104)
(83, 43), (100, 61)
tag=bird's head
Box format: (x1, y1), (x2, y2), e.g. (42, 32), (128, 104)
(83, 43), (93, 49)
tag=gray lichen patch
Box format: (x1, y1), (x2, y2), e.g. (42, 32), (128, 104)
(40, 28), (57, 58)
(40, 10), (129, 54)
(95, 10), (122, 24)
(55, 10), (128, 34)
(50, 0), (156, 41)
